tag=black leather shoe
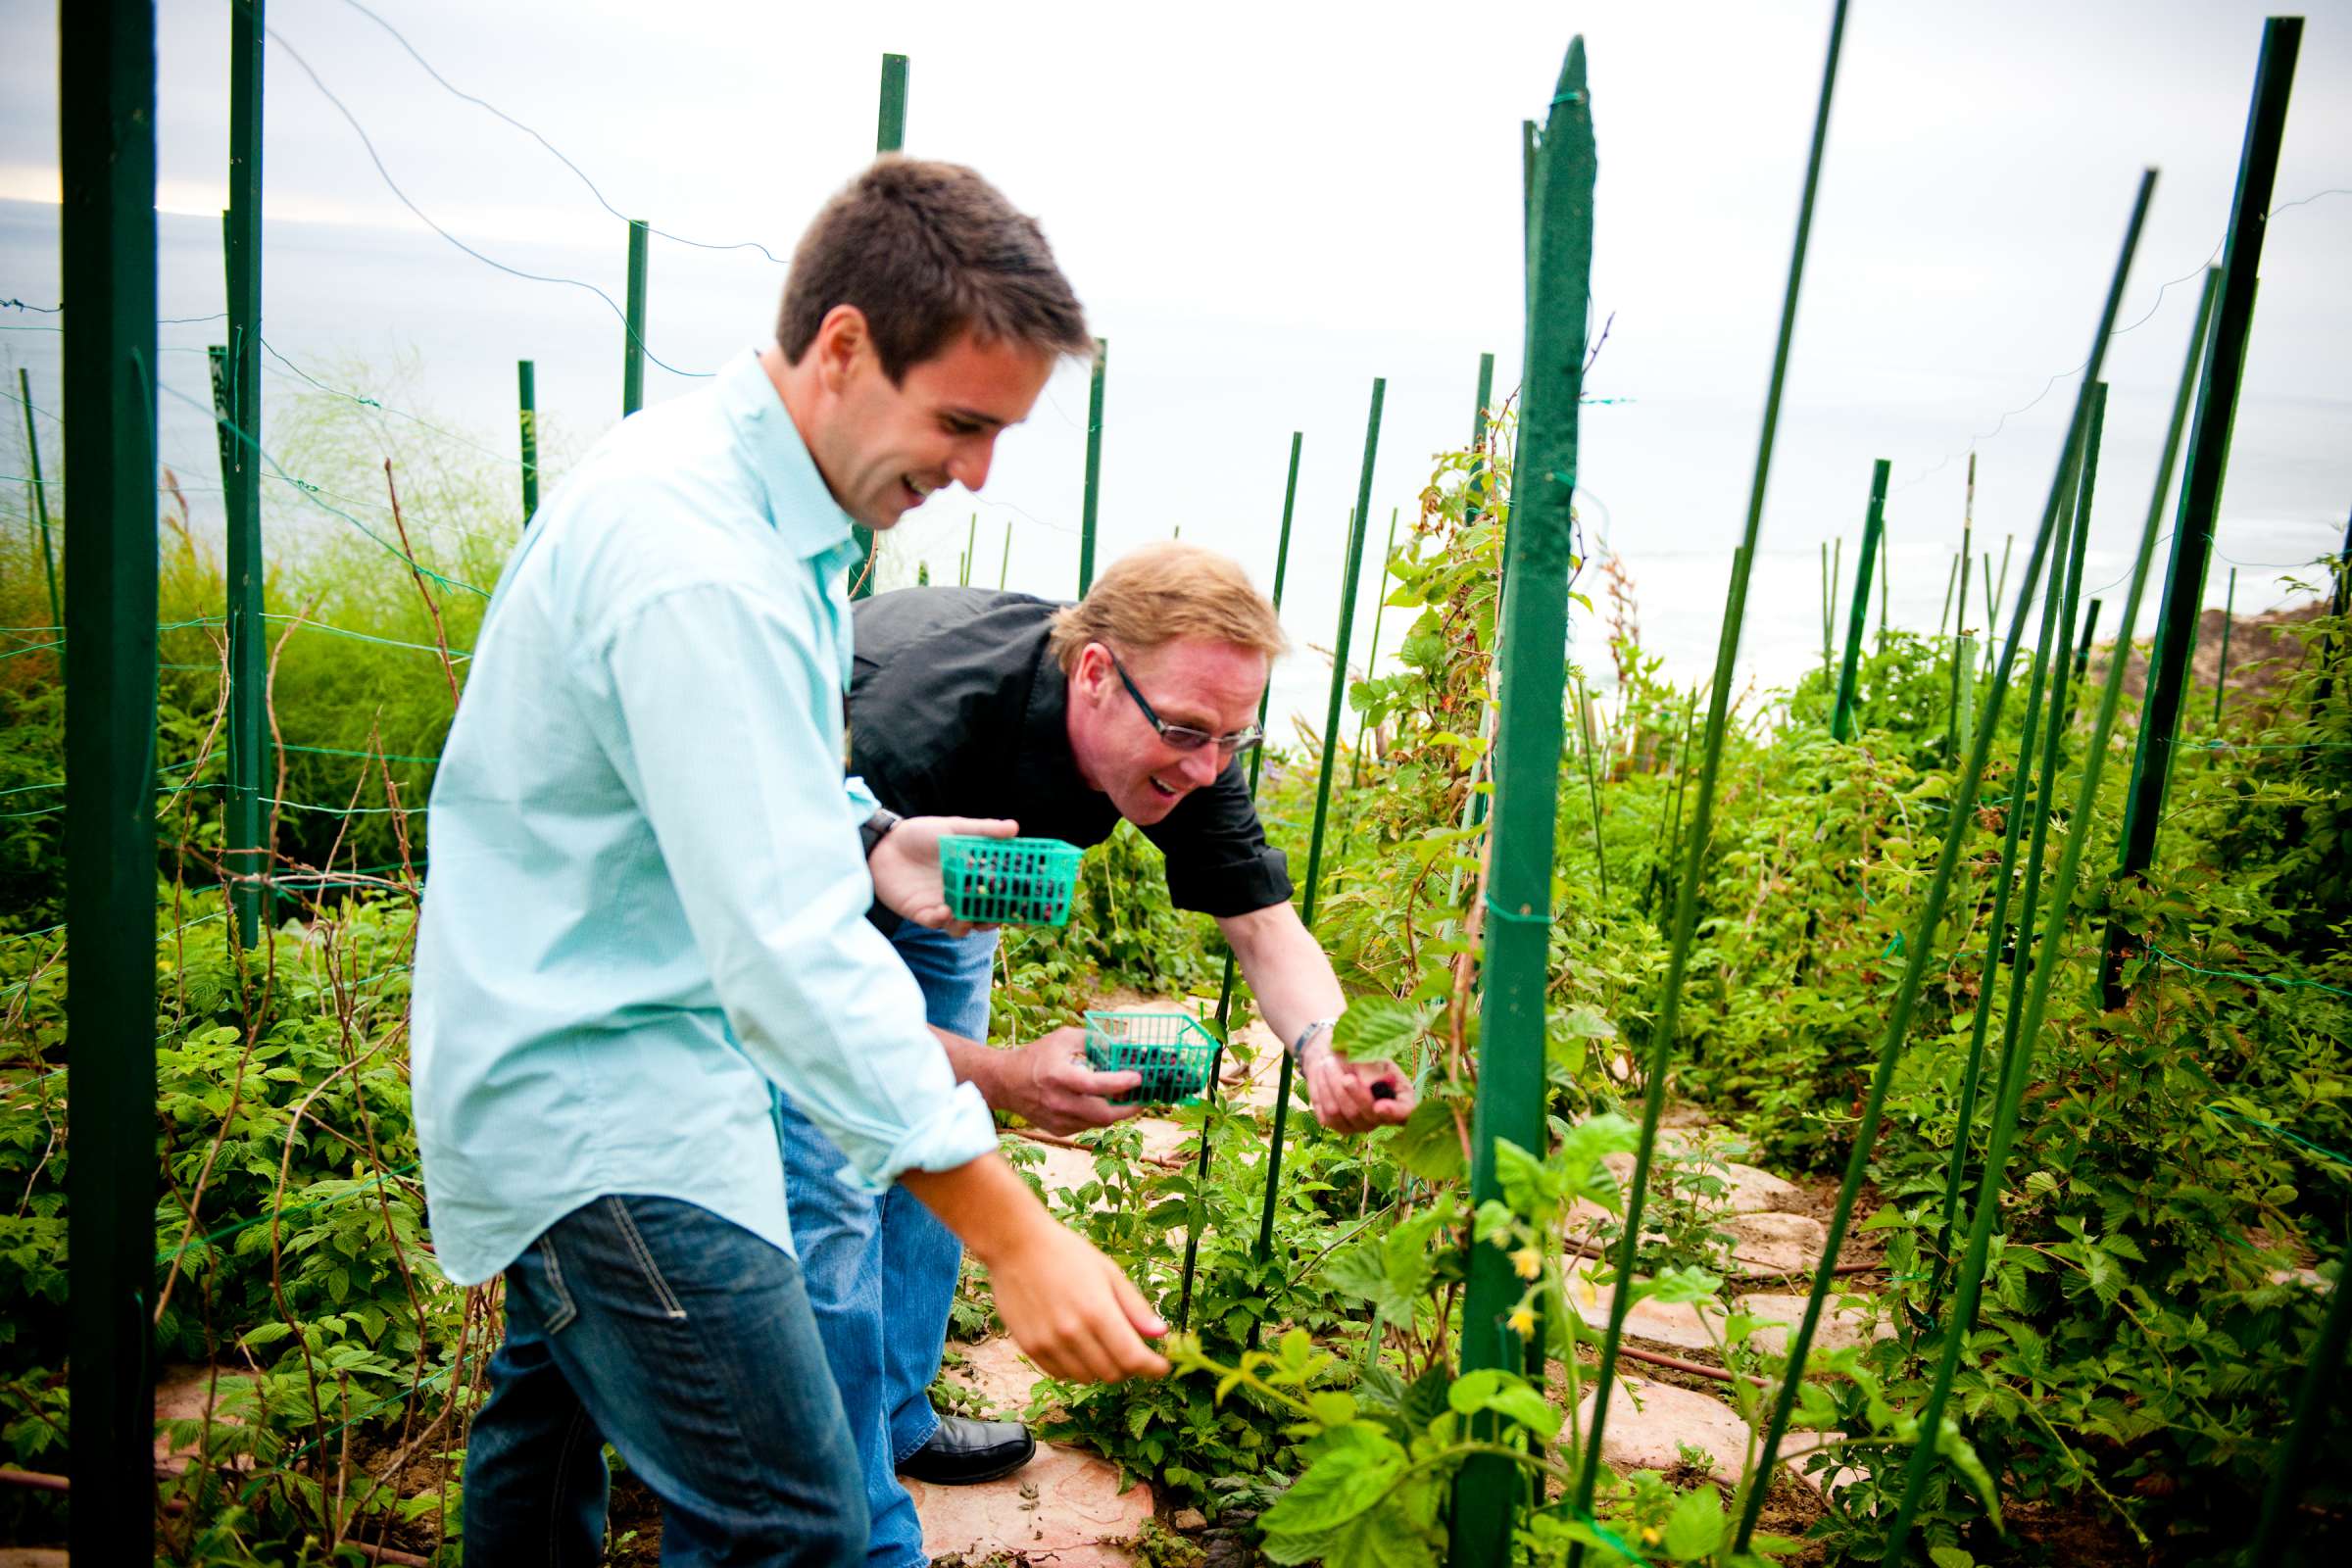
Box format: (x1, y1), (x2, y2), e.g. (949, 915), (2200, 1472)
(897, 1413), (1037, 1486)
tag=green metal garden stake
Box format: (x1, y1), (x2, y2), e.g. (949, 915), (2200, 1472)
(63, 0), (162, 1550)
(2246, 1250), (2352, 1566)
(1985, 533), (2014, 677)
(622, 218), (648, 416)
(2073, 597), (2102, 687)
(1886, 183), (2210, 1566)
(1573, 671), (1610, 904)
(876, 52), (908, 152)
(998, 519), (1011, 590)
(1830, 459), (1887, 740)
(1936, 553), (1958, 640)
(1349, 508), (1400, 788)
(518, 359), (540, 526)
(1946, 454), (1975, 750)
(1734, 171), (2155, 1553)
(1936, 389), (2101, 1301)
(1575, 5), (1850, 1555)
(1456, 44), (1594, 1564)
(852, 55), (908, 598)
(1177, 432), (1301, 1333)
(962, 513), (976, 587)
(2104, 19), (2299, 1005)
(221, 1), (267, 948)
(1250, 388), (1382, 1344)
(16, 368), (61, 637)
(2212, 565), (2236, 730)
(1953, 633), (1977, 758)
(1079, 339), (1106, 595)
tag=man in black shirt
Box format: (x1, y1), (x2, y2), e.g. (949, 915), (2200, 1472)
(773, 543), (1414, 1566)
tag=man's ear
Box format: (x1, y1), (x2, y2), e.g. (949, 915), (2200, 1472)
(811, 305), (871, 390)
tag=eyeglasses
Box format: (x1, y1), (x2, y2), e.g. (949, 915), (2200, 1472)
(1107, 651), (1263, 758)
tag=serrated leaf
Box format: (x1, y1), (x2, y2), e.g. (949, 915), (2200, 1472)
(1663, 1484), (1724, 1559)
(1391, 1098), (1468, 1184)
(1258, 1424), (1408, 1537)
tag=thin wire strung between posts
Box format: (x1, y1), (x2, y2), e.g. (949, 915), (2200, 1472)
(263, 22), (710, 380)
(157, 378), (488, 599)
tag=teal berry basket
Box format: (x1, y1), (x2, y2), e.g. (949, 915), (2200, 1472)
(938, 835), (1085, 927)
(1083, 1010), (1219, 1107)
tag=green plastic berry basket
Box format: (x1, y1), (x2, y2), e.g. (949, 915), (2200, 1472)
(1083, 1010), (1219, 1107)
(938, 835), (1084, 927)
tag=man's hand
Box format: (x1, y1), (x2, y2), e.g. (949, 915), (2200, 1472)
(869, 814), (1018, 937)
(900, 1154), (1167, 1385)
(987, 1218), (1170, 1383)
(989, 1026), (1144, 1135)
(1301, 1039), (1415, 1133)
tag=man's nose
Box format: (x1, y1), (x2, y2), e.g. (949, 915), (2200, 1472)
(948, 437), (994, 493)
(1178, 744), (1221, 787)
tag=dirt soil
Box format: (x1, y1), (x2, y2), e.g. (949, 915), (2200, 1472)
(2089, 599), (2324, 709)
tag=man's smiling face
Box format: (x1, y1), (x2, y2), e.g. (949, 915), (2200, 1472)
(1065, 638), (1269, 826)
(806, 317), (1057, 531)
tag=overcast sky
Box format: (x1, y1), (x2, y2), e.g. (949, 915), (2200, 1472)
(4, 0), (2348, 716)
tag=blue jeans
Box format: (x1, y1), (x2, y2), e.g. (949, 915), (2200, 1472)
(462, 1194), (867, 1566)
(774, 920), (998, 1568)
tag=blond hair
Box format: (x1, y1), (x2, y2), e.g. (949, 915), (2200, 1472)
(1048, 542), (1288, 675)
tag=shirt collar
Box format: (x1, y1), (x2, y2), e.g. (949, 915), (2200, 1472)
(716, 347), (858, 562)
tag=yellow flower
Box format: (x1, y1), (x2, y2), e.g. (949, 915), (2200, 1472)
(1506, 1304), (1539, 1339)
(1511, 1245), (1544, 1281)
(1642, 1527), (1663, 1545)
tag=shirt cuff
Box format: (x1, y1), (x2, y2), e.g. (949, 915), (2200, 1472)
(830, 1079), (999, 1194)
(844, 774), (881, 818)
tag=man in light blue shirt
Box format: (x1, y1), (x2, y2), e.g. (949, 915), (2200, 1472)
(414, 158), (1166, 1566)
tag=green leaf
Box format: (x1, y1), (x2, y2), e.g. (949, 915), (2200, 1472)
(1663, 1485), (1724, 1559)
(1391, 1098), (1468, 1184)
(1333, 998), (1433, 1063)
(1929, 1548), (1976, 1568)
(1936, 1420), (2003, 1531)
(1259, 1424), (1408, 1537)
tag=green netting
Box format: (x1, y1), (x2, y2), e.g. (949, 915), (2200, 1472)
(1084, 1010), (1218, 1106)
(939, 835), (1083, 927)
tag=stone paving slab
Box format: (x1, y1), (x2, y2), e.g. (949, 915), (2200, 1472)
(1597, 1150), (1803, 1217)
(0, 1551), (70, 1567)
(925, 1338), (1149, 1566)
(1574, 1376), (1859, 1497)
(1568, 1269), (1729, 1353)
(1726, 1210), (1829, 1276)
(154, 1363), (258, 1475)
(907, 1440), (1152, 1568)
(1735, 1293), (1890, 1355)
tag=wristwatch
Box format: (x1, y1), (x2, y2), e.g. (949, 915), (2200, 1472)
(858, 808), (902, 860)
(1291, 1017), (1338, 1063)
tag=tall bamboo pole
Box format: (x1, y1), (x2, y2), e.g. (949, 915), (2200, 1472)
(1946, 453), (1976, 750)
(1250, 389), (1381, 1324)
(1573, 5), (1849, 1555)
(1936, 552), (1958, 639)
(63, 0), (160, 1551)
(2104, 19), (2299, 1004)
(1079, 340), (1107, 595)
(1736, 172), (2156, 1551)
(1830, 459), (1887, 740)
(1573, 671), (1610, 904)
(16, 369), (61, 637)
(1455, 42), (1595, 1565)
(998, 519), (1011, 590)
(518, 359), (539, 526)
(1177, 432), (1302, 1332)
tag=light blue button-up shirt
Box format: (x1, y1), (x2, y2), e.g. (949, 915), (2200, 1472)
(412, 348), (998, 1288)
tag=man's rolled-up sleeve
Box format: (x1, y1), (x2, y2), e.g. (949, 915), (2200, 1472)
(590, 582), (997, 1190)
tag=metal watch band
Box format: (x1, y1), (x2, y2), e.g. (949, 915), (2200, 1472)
(1291, 1016), (1338, 1062)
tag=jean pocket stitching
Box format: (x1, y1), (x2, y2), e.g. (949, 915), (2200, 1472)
(533, 1236), (579, 1334)
(606, 1198), (688, 1320)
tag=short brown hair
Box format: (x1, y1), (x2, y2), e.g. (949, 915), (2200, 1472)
(1048, 543), (1289, 675)
(777, 157), (1092, 382)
